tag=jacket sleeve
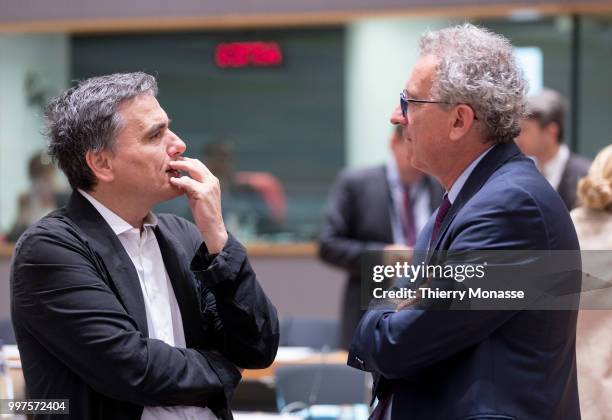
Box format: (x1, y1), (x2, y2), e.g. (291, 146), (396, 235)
(318, 171), (388, 273)
(192, 233), (280, 369)
(11, 226), (241, 408)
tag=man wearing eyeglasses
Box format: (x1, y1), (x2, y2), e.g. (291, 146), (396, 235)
(347, 24), (581, 419)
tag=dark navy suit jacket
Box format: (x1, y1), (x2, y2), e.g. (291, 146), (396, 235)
(348, 142), (581, 420)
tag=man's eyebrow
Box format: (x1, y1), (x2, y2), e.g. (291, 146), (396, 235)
(144, 119), (171, 137)
(405, 88), (418, 98)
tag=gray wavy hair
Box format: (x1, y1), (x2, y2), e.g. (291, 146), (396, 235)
(420, 23), (528, 144)
(45, 72), (158, 191)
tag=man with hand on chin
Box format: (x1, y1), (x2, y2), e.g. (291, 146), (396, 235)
(11, 72), (279, 420)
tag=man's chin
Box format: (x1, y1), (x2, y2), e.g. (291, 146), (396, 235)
(411, 158), (434, 178)
(154, 186), (184, 204)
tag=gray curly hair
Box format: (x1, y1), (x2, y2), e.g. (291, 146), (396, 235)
(419, 23), (528, 144)
(45, 72), (158, 191)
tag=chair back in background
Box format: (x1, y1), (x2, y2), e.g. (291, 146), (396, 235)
(0, 319), (15, 345)
(275, 363), (367, 411)
(279, 317), (339, 349)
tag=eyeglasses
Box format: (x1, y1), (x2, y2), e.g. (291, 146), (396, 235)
(400, 89), (449, 118)
(400, 89), (478, 120)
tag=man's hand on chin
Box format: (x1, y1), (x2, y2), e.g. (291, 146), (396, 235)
(168, 157), (228, 254)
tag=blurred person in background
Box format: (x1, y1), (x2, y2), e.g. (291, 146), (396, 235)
(319, 125), (442, 349)
(570, 144), (612, 420)
(516, 88), (591, 210)
(10, 72), (279, 420)
(203, 141), (286, 238)
(5, 151), (69, 242)
(348, 24), (581, 419)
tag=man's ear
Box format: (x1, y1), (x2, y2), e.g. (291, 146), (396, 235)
(85, 150), (114, 183)
(543, 122), (560, 142)
(449, 104), (476, 142)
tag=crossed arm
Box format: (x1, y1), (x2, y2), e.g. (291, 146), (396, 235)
(12, 223), (278, 408)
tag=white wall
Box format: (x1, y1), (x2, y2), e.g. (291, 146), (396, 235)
(0, 34), (69, 231)
(345, 17), (448, 168)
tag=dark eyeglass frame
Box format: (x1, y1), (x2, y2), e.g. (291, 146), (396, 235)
(400, 90), (449, 118)
(400, 89), (477, 120)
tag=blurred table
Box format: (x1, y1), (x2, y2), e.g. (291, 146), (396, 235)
(235, 413), (300, 419)
(0, 241), (319, 261)
(3, 345), (25, 400)
(243, 348), (348, 381)
(243, 242), (317, 258)
(235, 406), (368, 420)
(0, 242), (13, 260)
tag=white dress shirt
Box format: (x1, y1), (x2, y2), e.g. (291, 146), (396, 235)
(447, 146), (494, 204)
(78, 190), (216, 420)
(540, 143), (570, 191)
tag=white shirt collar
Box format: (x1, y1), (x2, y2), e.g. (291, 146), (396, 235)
(540, 143), (570, 191)
(77, 189), (158, 235)
(447, 146), (494, 204)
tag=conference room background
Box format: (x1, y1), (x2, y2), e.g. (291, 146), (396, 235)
(2, 13), (612, 240)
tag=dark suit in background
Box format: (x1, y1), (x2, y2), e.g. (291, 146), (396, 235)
(11, 192), (279, 420)
(558, 152), (591, 210)
(319, 165), (441, 349)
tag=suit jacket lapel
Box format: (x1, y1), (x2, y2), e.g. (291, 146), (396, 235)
(154, 224), (204, 347)
(66, 191), (149, 336)
(429, 142), (523, 256)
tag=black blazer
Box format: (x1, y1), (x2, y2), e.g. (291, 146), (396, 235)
(319, 165), (442, 348)
(10, 191), (279, 420)
(558, 152), (591, 210)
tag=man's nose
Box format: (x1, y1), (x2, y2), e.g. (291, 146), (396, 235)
(168, 130), (187, 156)
(390, 105), (407, 125)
